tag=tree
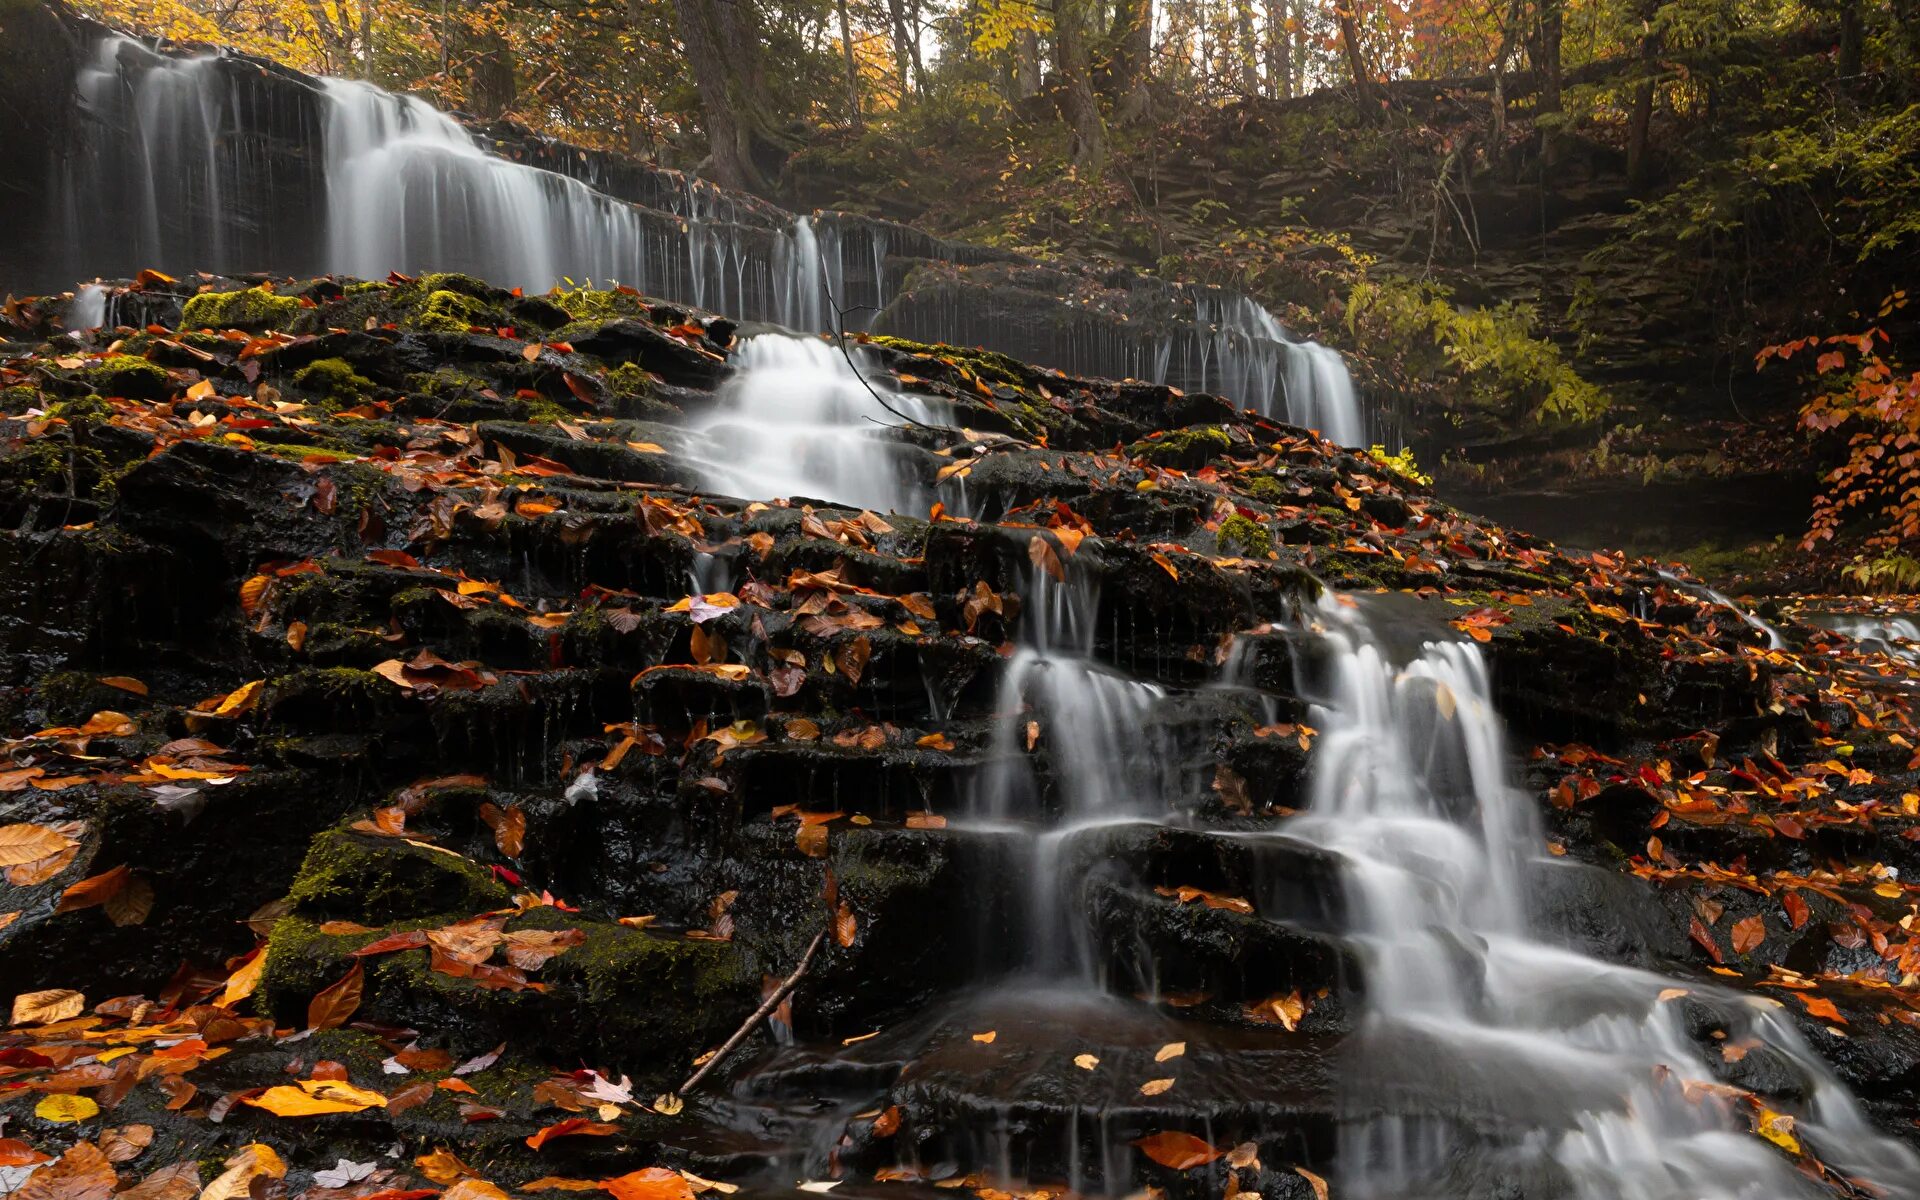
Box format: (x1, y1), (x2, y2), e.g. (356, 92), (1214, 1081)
(1109, 0), (1154, 121)
(1333, 0), (1375, 110)
(671, 0), (789, 191)
(1052, 0), (1105, 165)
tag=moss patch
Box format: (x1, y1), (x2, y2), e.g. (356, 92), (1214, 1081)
(180, 286), (302, 332)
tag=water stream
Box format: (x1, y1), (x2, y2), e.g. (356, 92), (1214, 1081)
(45, 32), (1373, 446)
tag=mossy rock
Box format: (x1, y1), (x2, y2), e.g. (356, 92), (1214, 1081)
(261, 908), (754, 1074)
(284, 826), (512, 924)
(292, 357), (375, 405)
(75, 354), (171, 401)
(180, 286), (302, 332)
(1216, 514), (1274, 558)
(415, 289), (490, 333)
(1129, 426), (1232, 468)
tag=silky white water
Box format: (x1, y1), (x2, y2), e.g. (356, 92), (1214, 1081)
(1289, 593), (1920, 1198)
(57, 35), (1374, 448)
(688, 334), (949, 515)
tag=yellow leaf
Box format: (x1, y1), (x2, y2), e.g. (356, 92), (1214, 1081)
(219, 950), (267, 1009)
(1073, 1054), (1099, 1070)
(971, 1030), (996, 1044)
(1139, 1078), (1174, 1095)
(0, 822), (74, 867)
(35, 1094), (100, 1123)
(415, 1149), (478, 1184)
(244, 1079), (388, 1116)
(1754, 1107), (1801, 1155)
(1153, 1041), (1186, 1062)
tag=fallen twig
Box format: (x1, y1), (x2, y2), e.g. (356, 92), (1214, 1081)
(676, 928), (826, 1095)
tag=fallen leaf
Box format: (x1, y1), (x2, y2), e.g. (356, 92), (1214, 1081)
(603, 1169), (695, 1200)
(34, 1094), (100, 1123)
(414, 1149), (476, 1185)
(0, 823), (73, 867)
(245, 1079), (388, 1116)
(1073, 1054), (1099, 1070)
(1295, 1167), (1330, 1200)
(11, 988), (85, 1026)
(971, 1030), (996, 1044)
(1730, 914), (1766, 955)
(307, 962), (364, 1030)
(1139, 1078), (1174, 1095)
(1131, 1131), (1222, 1170)
(1153, 1041), (1186, 1062)
(200, 1146), (287, 1200)
(526, 1119), (620, 1150)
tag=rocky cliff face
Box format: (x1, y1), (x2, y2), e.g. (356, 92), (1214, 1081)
(1, 271), (1917, 1197)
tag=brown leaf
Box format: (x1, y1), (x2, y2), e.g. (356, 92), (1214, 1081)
(1783, 890), (1810, 929)
(1131, 1131), (1223, 1170)
(478, 802), (527, 858)
(1730, 914), (1766, 955)
(835, 636), (872, 688)
(11, 988), (85, 1026)
(307, 962), (364, 1030)
(1295, 1167), (1330, 1200)
(1027, 535), (1065, 583)
(103, 874), (154, 927)
(834, 902), (857, 948)
(15, 1141), (117, 1200)
(116, 1163), (200, 1200)
(98, 1124), (155, 1164)
(502, 928), (586, 971)
(0, 822), (74, 867)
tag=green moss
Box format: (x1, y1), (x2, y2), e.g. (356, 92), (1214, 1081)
(1242, 474), (1287, 504)
(1216, 514), (1274, 558)
(292, 357), (375, 405)
(1129, 425), (1232, 466)
(550, 287), (646, 322)
(285, 826), (511, 923)
(864, 335), (1030, 386)
(606, 361), (653, 400)
(180, 286), (302, 332)
(77, 354), (170, 400)
(415, 289), (488, 333)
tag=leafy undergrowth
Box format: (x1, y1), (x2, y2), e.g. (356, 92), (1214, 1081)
(0, 271), (1918, 1198)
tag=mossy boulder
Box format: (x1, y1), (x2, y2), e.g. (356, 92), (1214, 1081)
(292, 357), (375, 405)
(1130, 425), (1232, 468)
(76, 353), (171, 400)
(285, 826), (512, 924)
(180, 286), (302, 332)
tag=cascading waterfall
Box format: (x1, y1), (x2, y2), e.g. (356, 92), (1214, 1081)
(1657, 568), (1786, 650)
(970, 559), (1169, 974)
(1289, 593), (1920, 1199)
(687, 334), (949, 515)
(46, 32), (1376, 447)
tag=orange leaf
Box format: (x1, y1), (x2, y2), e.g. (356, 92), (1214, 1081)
(602, 1169), (694, 1200)
(1730, 914), (1765, 955)
(1132, 1131), (1224, 1170)
(525, 1118), (620, 1150)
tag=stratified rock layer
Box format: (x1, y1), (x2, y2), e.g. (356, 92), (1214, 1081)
(1, 273), (1917, 1199)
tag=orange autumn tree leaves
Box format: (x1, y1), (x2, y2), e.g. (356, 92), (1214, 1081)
(1759, 291), (1920, 587)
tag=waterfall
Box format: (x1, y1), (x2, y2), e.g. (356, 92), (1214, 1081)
(40, 32), (1378, 448)
(687, 334), (948, 514)
(1290, 593), (1920, 1199)
(1805, 612), (1920, 661)
(969, 558), (1171, 974)
(1656, 569), (1785, 649)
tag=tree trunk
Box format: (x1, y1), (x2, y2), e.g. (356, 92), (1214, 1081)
(1625, 8), (1660, 190)
(1335, 0), (1375, 111)
(1015, 29), (1043, 99)
(360, 0), (374, 80)
(1053, 0), (1107, 166)
(887, 0), (912, 102)
(1235, 0), (1259, 95)
(837, 0), (863, 128)
(1838, 0), (1863, 77)
(1110, 0), (1154, 122)
(1532, 0), (1563, 113)
(467, 26), (516, 118)
(672, 0), (782, 192)
(1264, 0), (1291, 98)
